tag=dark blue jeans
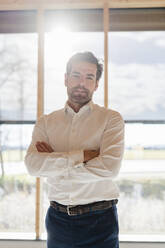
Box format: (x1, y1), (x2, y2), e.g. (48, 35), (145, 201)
(45, 204), (119, 248)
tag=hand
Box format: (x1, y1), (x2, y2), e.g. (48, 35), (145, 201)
(36, 141), (54, 153)
(84, 149), (100, 163)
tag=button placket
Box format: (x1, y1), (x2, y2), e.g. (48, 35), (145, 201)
(68, 113), (80, 204)
(70, 115), (79, 149)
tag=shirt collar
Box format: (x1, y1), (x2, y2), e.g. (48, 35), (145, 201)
(64, 100), (93, 115)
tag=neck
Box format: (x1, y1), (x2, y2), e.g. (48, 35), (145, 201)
(67, 100), (90, 113)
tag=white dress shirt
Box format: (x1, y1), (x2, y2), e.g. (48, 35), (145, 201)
(25, 100), (125, 206)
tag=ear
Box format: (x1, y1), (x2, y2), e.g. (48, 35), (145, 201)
(64, 73), (68, 87)
(94, 80), (99, 91)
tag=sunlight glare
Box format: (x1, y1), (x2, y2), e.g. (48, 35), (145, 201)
(46, 26), (73, 68)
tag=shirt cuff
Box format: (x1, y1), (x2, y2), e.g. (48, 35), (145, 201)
(68, 150), (84, 167)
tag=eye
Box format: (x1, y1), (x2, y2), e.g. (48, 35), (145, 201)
(72, 74), (80, 79)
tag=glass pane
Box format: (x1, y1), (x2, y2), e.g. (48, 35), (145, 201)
(117, 123), (165, 235)
(45, 31), (104, 114)
(0, 124), (36, 234)
(109, 31), (165, 236)
(0, 33), (37, 121)
(0, 32), (37, 236)
(109, 31), (165, 121)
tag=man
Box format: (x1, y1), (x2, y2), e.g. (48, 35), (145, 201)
(25, 52), (124, 248)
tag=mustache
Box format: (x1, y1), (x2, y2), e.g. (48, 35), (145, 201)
(72, 86), (88, 92)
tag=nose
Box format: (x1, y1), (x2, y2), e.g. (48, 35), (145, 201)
(78, 76), (85, 86)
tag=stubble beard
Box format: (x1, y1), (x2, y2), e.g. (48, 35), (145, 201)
(68, 87), (92, 104)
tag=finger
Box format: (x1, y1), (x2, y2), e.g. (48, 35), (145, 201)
(36, 143), (47, 152)
(93, 150), (99, 157)
(39, 142), (50, 152)
(36, 144), (41, 152)
(36, 144), (44, 152)
(94, 149), (100, 154)
(92, 150), (99, 154)
(38, 142), (54, 153)
(36, 142), (49, 152)
(41, 142), (54, 152)
(36, 142), (44, 151)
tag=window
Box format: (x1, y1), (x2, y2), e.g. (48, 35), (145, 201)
(0, 27), (37, 234)
(0, 124), (35, 234)
(0, 7), (165, 242)
(109, 31), (165, 236)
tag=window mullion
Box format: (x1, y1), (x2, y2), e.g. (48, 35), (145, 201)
(36, 7), (45, 240)
(104, 2), (109, 108)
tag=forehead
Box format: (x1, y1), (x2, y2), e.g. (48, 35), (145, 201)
(71, 61), (97, 75)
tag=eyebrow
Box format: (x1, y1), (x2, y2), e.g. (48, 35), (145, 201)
(71, 71), (80, 75)
(86, 74), (95, 78)
(71, 71), (95, 78)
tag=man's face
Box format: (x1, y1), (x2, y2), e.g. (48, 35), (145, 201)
(65, 61), (99, 104)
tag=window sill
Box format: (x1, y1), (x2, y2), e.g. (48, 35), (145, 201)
(120, 234), (165, 242)
(0, 233), (164, 242)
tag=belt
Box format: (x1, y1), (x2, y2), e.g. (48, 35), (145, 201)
(50, 199), (118, 216)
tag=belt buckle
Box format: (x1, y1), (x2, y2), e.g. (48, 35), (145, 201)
(67, 205), (77, 216)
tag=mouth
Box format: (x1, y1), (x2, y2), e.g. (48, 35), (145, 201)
(74, 90), (87, 94)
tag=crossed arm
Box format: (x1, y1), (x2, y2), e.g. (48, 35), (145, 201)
(36, 141), (100, 163)
(25, 111), (124, 181)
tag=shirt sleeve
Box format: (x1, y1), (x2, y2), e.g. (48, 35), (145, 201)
(24, 115), (84, 177)
(69, 111), (125, 182)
